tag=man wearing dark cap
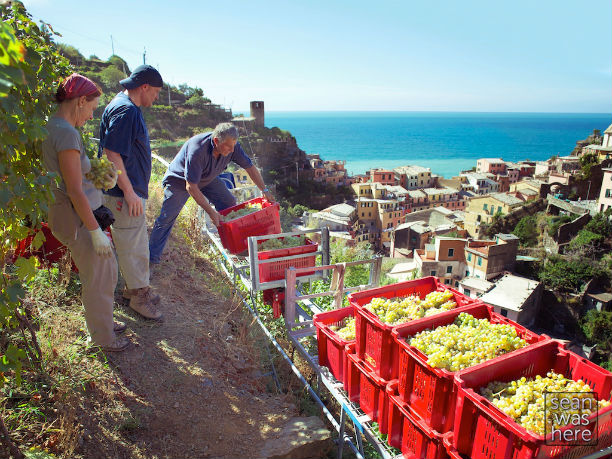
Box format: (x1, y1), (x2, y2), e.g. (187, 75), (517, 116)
(98, 64), (163, 321)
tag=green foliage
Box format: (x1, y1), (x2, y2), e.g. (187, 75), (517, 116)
(185, 93), (211, 107)
(578, 152), (599, 179)
(568, 229), (604, 251)
(98, 65), (125, 91)
(584, 211), (612, 237)
(56, 43), (82, 62)
(581, 309), (612, 350)
(0, 2), (71, 388)
(538, 255), (601, 292)
(547, 214), (573, 237)
(512, 215), (538, 246)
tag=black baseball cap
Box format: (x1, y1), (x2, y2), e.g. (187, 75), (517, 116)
(120, 65), (163, 89)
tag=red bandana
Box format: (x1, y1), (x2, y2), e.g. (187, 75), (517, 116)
(61, 73), (98, 99)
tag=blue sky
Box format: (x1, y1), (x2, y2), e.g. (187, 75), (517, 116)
(23, 0), (612, 113)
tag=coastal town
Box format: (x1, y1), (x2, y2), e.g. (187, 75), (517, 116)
(2, 5), (612, 456)
(231, 103), (612, 354)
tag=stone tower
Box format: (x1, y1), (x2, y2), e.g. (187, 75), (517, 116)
(250, 101), (264, 129)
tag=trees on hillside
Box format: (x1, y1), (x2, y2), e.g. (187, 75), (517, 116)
(512, 215), (538, 246)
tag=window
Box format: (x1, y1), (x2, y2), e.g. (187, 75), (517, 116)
(361, 212), (364, 217)
(483, 203), (488, 211)
(464, 288), (471, 297)
(448, 248), (454, 257)
(500, 309), (508, 317)
(498, 206), (503, 213)
(446, 266), (452, 274)
(467, 253), (472, 261)
(454, 281), (459, 287)
(477, 257), (482, 266)
(606, 189), (611, 198)
(430, 270), (436, 276)
(444, 279), (450, 285)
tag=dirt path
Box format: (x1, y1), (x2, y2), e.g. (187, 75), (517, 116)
(75, 211), (299, 458)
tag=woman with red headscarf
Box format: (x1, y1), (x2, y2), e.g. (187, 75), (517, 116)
(42, 73), (129, 352)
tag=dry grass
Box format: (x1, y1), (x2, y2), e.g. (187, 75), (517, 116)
(2, 172), (303, 458)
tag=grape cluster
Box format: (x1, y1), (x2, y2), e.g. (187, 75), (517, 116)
(408, 312), (528, 371)
(330, 316), (356, 341)
(223, 202), (262, 221)
(260, 235), (309, 251)
(481, 371), (611, 436)
(365, 289), (456, 325)
(85, 156), (120, 190)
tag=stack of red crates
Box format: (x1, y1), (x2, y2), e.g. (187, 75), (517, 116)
(217, 197), (281, 255)
(391, 302), (546, 433)
(314, 277), (612, 458)
(343, 277), (478, 438)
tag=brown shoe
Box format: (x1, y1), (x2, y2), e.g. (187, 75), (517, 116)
(123, 286), (160, 305)
(129, 287), (163, 321)
(100, 335), (131, 353)
(114, 320), (127, 334)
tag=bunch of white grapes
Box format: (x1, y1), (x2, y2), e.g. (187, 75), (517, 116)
(329, 316), (356, 341)
(223, 202), (262, 221)
(260, 235), (308, 251)
(86, 156), (120, 190)
(364, 289), (456, 325)
(481, 371), (611, 436)
(408, 312), (528, 371)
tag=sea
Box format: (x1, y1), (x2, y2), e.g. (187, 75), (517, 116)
(264, 112), (611, 179)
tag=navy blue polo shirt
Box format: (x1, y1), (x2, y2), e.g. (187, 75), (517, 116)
(98, 92), (151, 199)
(164, 132), (253, 187)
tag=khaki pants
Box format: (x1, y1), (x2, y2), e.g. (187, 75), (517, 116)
(105, 195), (150, 290)
(48, 196), (118, 346)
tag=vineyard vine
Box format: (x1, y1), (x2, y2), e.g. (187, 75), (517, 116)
(0, 2), (71, 457)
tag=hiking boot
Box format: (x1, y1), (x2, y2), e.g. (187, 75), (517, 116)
(123, 286), (160, 305)
(114, 320), (127, 334)
(129, 287), (163, 321)
(100, 335), (131, 353)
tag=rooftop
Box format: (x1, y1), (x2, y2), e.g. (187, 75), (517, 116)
(423, 187), (457, 196)
(479, 158), (505, 164)
(479, 274), (540, 312)
(490, 192), (524, 206)
(324, 203), (355, 218)
(394, 165), (431, 175)
(460, 276), (494, 292)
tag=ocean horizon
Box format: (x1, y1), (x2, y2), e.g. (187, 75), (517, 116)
(260, 111), (611, 179)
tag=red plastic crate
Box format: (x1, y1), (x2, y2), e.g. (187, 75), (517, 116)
(392, 303), (545, 433)
(348, 276), (477, 381)
(258, 237), (317, 282)
(442, 432), (463, 459)
(313, 306), (355, 383)
(218, 197), (281, 254)
(386, 380), (449, 459)
(345, 351), (390, 435)
(12, 222), (78, 271)
(453, 339), (612, 459)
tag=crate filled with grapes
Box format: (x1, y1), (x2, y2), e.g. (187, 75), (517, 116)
(453, 339), (612, 459)
(391, 302), (545, 433)
(218, 197), (280, 254)
(347, 277), (478, 381)
(257, 235), (318, 283)
(386, 380), (450, 459)
(313, 306), (355, 383)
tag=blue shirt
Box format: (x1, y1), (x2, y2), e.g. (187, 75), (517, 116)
(164, 132), (253, 187)
(98, 92), (151, 199)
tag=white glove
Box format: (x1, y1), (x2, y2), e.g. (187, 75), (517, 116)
(89, 227), (113, 258)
